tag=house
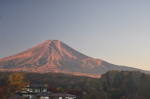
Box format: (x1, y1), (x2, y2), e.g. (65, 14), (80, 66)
(15, 84), (76, 99)
(35, 93), (76, 99)
(16, 84), (48, 99)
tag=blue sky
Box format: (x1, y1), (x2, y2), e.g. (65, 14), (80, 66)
(0, 0), (150, 70)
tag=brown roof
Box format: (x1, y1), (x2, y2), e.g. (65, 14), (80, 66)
(36, 93), (76, 97)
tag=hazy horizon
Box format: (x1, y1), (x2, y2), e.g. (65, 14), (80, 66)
(0, 0), (150, 70)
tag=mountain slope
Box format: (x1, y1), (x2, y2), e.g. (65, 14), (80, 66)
(0, 40), (149, 77)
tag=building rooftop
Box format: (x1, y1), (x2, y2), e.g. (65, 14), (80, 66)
(36, 93), (76, 97)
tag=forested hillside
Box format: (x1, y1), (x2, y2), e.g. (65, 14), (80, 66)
(1, 71), (150, 99)
(83, 70), (150, 99)
(0, 71), (98, 98)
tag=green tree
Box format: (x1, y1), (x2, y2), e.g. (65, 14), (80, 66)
(136, 74), (150, 99)
(56, 87), (63, 93)
(83, 90), (109, 99)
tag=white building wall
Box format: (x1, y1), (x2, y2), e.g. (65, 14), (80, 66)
(41, 97), (49, 99)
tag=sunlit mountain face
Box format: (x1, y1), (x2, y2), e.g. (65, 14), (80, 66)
(0, 40), (149, 77)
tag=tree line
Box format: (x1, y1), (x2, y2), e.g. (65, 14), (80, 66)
(1, 70), (150, 99)
(0, 71), (97, 99)
(83, 70), (150, 99)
